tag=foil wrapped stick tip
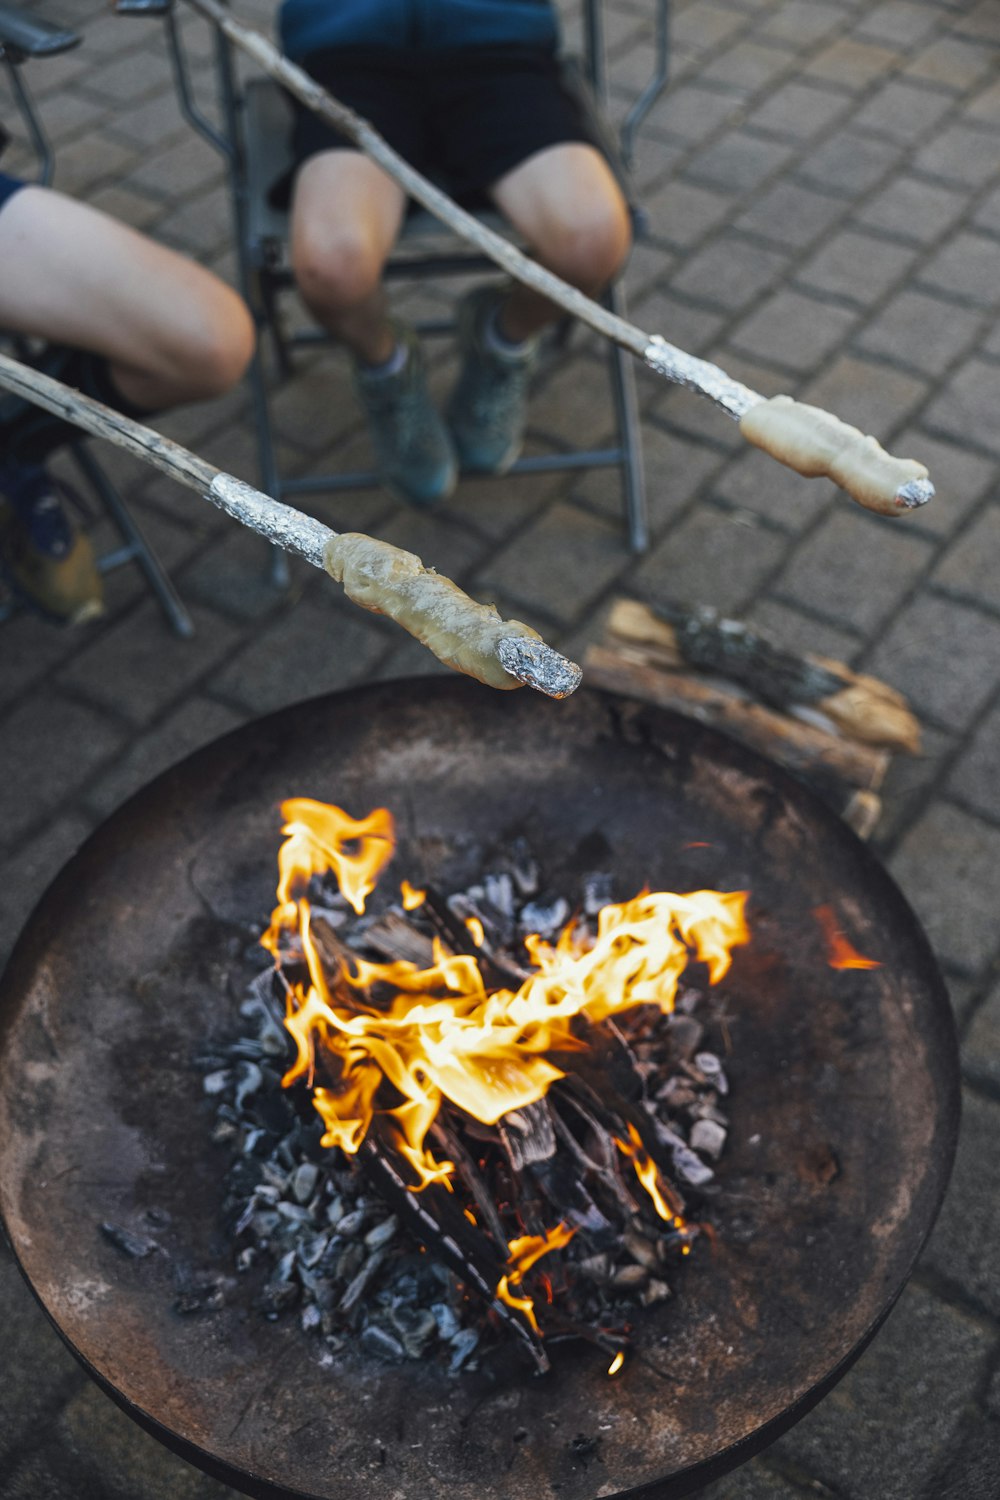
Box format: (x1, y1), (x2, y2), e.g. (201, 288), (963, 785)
(497, 636), (583, 699)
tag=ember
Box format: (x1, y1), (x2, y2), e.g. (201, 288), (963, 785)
(203, 798), (749, 1374)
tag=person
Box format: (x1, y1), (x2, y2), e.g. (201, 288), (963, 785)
(0, 171), (255, 625)
(277, 0), (632, 508)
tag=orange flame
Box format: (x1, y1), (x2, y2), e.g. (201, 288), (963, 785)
(262, 801), (750, 1194)
(496, 1222), (575, 1333)
(401, 880), (426, 911)
(615, 1122), (684, 1224)
(813, 904), (881, 970)
(608, 1349), (626, 1376)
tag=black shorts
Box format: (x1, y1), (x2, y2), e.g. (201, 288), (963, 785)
(0, 170), (27, 214)
(277, 44), (594, 209)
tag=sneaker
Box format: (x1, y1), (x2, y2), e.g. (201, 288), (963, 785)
(0, 462), (104, 626)
(354, 326), (457, 508)
(446, 285), (539, 475)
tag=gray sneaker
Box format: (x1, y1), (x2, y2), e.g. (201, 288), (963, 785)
(354, 327), (457, 508)
(447, 285), (539, 474)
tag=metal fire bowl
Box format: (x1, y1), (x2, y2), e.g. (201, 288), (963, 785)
(0, 681), (958, 1500)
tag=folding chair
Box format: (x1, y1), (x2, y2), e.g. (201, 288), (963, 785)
(0, 1), (194, 635)
(136, 0), (669, 569)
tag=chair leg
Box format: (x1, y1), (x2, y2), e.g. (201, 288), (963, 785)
(71, 443), (195, 638)
(606, 281), (649, 554)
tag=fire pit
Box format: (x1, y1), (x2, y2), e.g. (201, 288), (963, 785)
(0, 681), (958, 1500)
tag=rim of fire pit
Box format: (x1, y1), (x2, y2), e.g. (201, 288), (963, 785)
(0, 680), (959, 1500)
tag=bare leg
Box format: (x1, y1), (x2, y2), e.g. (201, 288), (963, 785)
(0, 185), (254, 409)
(489, 142), (632, 343)
(289, 150), (406, 366)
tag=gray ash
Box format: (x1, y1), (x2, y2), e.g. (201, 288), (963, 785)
(195, 846), (737, 1373)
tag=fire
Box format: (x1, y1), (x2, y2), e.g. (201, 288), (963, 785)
(261, 799), (749, 1343)
(813, 904), (881, 970)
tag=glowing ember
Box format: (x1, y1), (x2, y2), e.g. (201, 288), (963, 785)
(260, 797), (750, 1361)
(813, 904), (881, 970)
(608, 1349), (626, 1376)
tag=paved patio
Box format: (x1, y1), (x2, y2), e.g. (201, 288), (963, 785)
(3, 0), (1000, 1494)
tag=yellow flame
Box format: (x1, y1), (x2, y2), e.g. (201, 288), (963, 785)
(465, 915), (485, 947)
(401, 880), (426, 911)
(616, 1122), (684, 1224)
(263, 801), (749, 1191)
(496, 1222), (576, 1332)
(608, 1349), (625, 1376)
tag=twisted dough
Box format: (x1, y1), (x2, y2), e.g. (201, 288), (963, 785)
(325, 533), (541, 690)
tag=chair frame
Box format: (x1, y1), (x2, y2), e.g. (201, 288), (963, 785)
(140, 0), (669, 568)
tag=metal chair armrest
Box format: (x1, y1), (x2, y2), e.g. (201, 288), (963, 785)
(619, 0), (670, 167)
(0, 2), (79, 60)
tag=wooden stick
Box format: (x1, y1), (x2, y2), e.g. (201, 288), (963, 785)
(178, 0), (934, 517)
(0, 351), (581, 698)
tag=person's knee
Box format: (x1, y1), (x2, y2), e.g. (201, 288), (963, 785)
(291, 219), (385, 313)
(181, 286), (255, 399)
(543, 197), (632, 292)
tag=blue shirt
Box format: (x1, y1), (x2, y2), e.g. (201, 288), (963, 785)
(279, 0), (559, 62)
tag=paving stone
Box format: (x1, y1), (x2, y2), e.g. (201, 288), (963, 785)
(0, 609), (86, 713)
(264, 359), (362, 455)
(803, 354), (929, 440)
(744, 598), (860, 661)
(684, 130), (795, 196)
(774, 508), (932, 632)
(633, 503), (788, 616)
(744, 79), (851, 141)
(850, 78), (954, 146)
(962, 977), (1000, 1093)
(671, 233), (790, 313)
(946, 693), (1000, 820)
(699, 40), (797, 96)
(922, 1089), (1000, 1312)
(989, 1362), (1000, 1421)
(441, 448), (564, 543)
(714, 446), (838, 533)
(651, 82), (747, 143)
(117, 131), (223, 201)
(796, 229), (917, 306)
(933, 504), (1000, 610)
(0, 811), (96, 975)
(924, 357), (1000, 457)
(854, 0), (945, 49)
(874, 588), (1000, 731)
(774, 1282), (995, 1500)
(640, 177), (733, 251)
(102, 86), (188, 152)
(804, 36), (903, 91)
(0, 1252), (85, 1475)
(532, 355), (619, 449)
(76, 46), (174, 105)
(913, 124), (1000, 189)
(477, 502), (630, 625)
(631, 285), (728, 357)
(731, 289), (858, 373)
(694, 1458), (818, 1499)
(83, 696), (246, 821)
(734, 179), (847, 249)
(918, 231), (1000, 310)
(760, 0), (846, 50)
(0, 694), (123, 848)
(855, 289), (984, 375)
(670, 1), (747, 55)
(796, 129), (902, 200)
(854, 174), (970, 246)
(55, 599), (243, 727)
(873, 720), (957, 849)
(903, 34), (995, 93)
(890, 801), (1000, 972)
(924, 1416), (1000, 1500)
(47, 129), (140, 197)
(572, 418), (726, 535)
(209, 595), (391, 714)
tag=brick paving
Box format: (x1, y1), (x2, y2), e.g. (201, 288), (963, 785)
(2, 0), (1000, 1495)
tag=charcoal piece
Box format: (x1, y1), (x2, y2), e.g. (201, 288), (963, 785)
(340, 1248), (388, 1313)
(326, 1195), (346, 1228)
(175, 1279), (231, 1315)
(623, 1226), (661, 1270)
(277, 1201), (312, 1225)
(641, 1278), (672, 1306)
(291, 1162), (319, 1203)
(389, 1305), (438, 1358)
(519, 897), (569, 937)
(360, 1325), (406, 1362)
(647, 1116), (716, 1188)
(576, 1254), (611, 1284)
(611, 1264), (648, 1290)
(694, 1052), (729, 1095)
(275, 1248), (297, 1282)
(251, 1209), (281, 1238)
(505, 836), (539, 896)
(259, 1281), (300, 1317)
(337, 1242), (365, 1281)
(301, 1303), (322, 1332)
(100, 1222), (157, 1259)
(364, 1215), (398, 1250)
(483, 872), (515, 918)
(234, 1060), (263, 1109)
(665, 1015), (705, 1062)
(337, 1208), (366, 1238)
(501, 1100), (556, 1169)
(448, 1328), (480, 1371)
(582, 872), (613, 916)
(431, 1302), (461, 1340)
(236, 1247), (256, 1272)
(299, 1232), (329, 1268)
(212, 1118), (239, 1145)
(202, 1068), (232, 1096)
(251, 1088), (297, 1136)
(690, 1119), (727, 1160)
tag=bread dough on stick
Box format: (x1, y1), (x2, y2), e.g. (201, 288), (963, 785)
(739, 395), (929, 516)
(325, 533), (542, 690)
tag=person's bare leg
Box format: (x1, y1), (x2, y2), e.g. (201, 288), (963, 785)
(0, 185), (254, 410)
(289, 150), (406, 366)
(489, 142), (632, 342)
